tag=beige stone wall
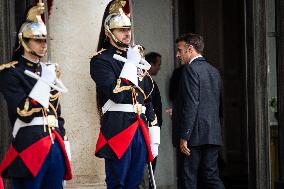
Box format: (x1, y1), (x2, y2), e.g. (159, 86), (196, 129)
(49, 0), (111, 185)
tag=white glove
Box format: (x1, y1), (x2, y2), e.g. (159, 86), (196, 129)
(126, 45), (141, 64)
(126, 46), (151, 70)
(63, 140), (71, 186)
(119, 61), (138, 86)
(41, 63), (56, 83)
(29, 63), (56, 108)
(119, 46), (142, 86)
(151, 143), (159, 158)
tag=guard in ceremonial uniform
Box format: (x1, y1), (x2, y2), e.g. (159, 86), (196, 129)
(90, 0), (160, 188)
(0, 2), (72, 189)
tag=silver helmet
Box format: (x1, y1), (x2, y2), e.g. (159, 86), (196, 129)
(104, 0), (131, 47)
(18, 2), (47, 56)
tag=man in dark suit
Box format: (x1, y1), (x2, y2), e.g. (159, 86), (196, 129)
(169, 65), (185, 189)
(176, 33), (225, 189)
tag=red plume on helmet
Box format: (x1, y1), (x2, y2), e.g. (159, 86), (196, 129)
(47, 0), (53, 15)
(122, 0), (130, 15)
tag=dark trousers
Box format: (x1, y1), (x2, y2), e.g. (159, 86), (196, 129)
(105, 127), (147, 189)
(176, 149), (183, 189)
(13, 140), (66, 189)
(182, 145), (225, 189)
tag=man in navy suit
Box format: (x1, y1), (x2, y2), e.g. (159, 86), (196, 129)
(176, 33), (225, 189)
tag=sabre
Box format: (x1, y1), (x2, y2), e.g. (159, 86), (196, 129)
(113, 54), (151, 70)
(24, 70), (68, 93)
(148, 161), (157, 189)
(43, 0), (51, 63)
(112, 0), (151, 70)
(128, 0), (135, 47)
(128, 0), (156, 188)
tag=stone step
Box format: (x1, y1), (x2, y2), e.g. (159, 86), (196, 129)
(65, 183), (106, 189)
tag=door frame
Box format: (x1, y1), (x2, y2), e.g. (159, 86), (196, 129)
(245, 0), (271, 188)
(276, 0), (284, 187)
(0, 1), (34, 188)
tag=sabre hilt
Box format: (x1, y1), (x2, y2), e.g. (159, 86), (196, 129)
(113, 54), (151, 70)
(24, 70), (68, 93)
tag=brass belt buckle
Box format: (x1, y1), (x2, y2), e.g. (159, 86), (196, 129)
(47, 115), (57, 128)
(134, 103), (142, 115)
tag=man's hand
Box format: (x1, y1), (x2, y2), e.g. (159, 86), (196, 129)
(180, 138), (190, 156)
(165, 107), (172, 116)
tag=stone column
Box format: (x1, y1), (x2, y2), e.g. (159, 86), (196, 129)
(49, 0), (110, 185)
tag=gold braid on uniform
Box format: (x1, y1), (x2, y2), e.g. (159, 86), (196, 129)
(89, 48), (106, 59)
(50, 92), (61, 102)
(48, 102), (58, 118)
(113, 79), (132, 93)
(17, 98), (42, 117)
(134, 85), (147, 100)
(0, 61), (18, 71)
(50, 91), (62, 112)
(144, 71), (155, 99)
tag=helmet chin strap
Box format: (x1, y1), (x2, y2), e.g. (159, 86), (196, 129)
(25, 45), (45, 60)
(106, 29), (129, 48)
(31, 51), (45, 59)
(19, 34), (46, 60)
(22, 44), (45, 61)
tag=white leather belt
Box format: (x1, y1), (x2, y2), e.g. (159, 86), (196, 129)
(102, 99), (146, 114)
(13, 116), (58, 138)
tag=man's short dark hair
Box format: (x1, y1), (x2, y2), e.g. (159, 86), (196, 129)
(145, 52), (161, 65)
(176, 33), (204, 54)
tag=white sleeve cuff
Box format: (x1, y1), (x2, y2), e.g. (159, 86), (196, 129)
(64, 140), (72, 161)
(149, 126), (160, 144)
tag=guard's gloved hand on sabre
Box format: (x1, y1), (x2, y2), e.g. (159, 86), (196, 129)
(119, 45), (141, 86)
(127, 45), (141, 63)
(29, 63), (56, 108)
(149, 125), (160, 158)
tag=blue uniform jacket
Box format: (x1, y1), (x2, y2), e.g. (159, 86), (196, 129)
(90, 45), (157, 160)
(0, 56), (70, 179)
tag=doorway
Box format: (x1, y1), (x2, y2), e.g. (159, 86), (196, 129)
(176, 0), (248, 188)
